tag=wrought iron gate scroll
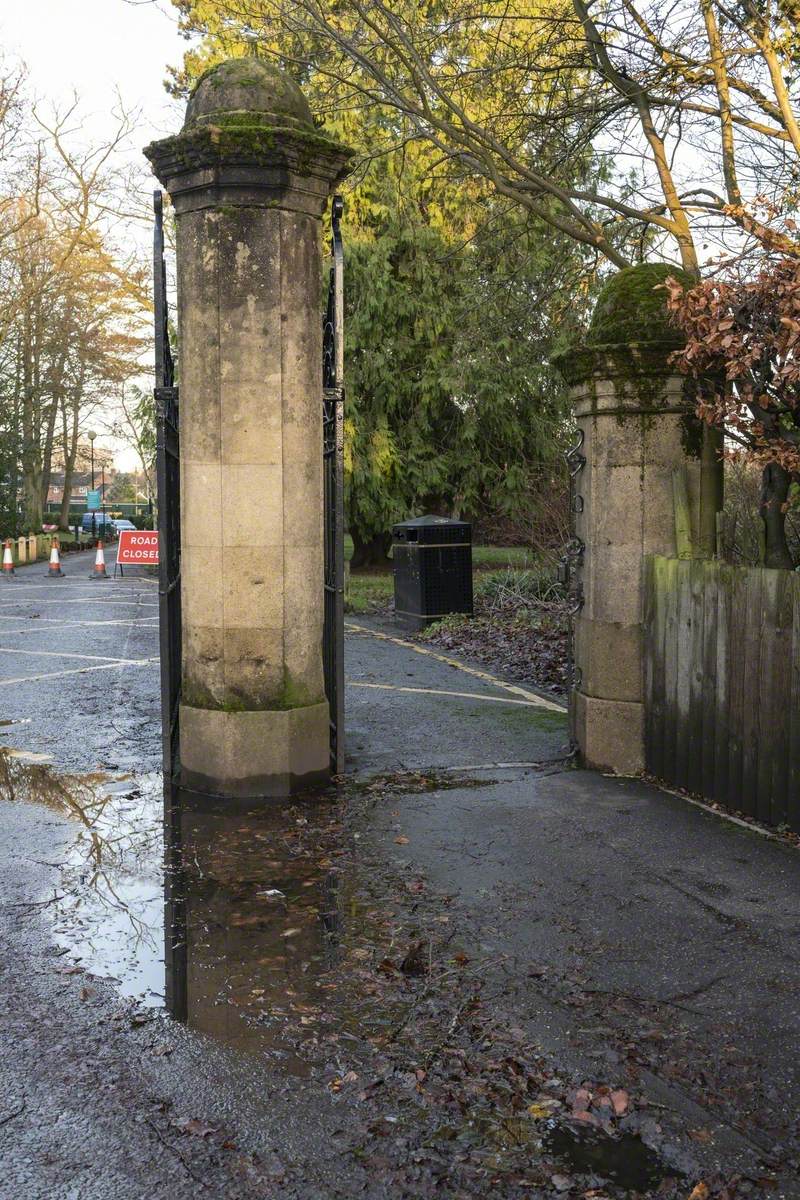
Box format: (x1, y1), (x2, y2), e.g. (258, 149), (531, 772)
(153, 190), (185, 1019)
(322, 196), (345, 775)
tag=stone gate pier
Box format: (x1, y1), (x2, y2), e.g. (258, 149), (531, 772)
(145, 59), (352, 797)
(557, 264), (722, 776)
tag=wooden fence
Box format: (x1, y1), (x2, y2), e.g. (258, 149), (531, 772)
(644, 556), (800, 832)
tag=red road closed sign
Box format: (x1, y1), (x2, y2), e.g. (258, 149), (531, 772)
(117, 530), (160, 565)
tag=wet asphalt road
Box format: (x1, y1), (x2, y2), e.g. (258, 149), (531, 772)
(0, 546), (568, 778)
(2, 548), (800, 1197)
(0, 544), (161, 774)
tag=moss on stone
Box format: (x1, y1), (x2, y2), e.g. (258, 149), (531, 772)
(186, 57), (314, 131)
(147, 119), (352, 175)
(587, 262), (694, 348)
(182, 669), (322, 714)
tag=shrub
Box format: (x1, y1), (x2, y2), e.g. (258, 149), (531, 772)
(474, 564), (563, 612)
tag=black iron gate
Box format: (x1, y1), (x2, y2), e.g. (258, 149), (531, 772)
(322, 196), (345, 775)
(558, 428), (586, 754)
(153, 190), (185, 1019)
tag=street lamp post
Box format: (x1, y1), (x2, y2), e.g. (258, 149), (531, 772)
(88, 430), (97, 541)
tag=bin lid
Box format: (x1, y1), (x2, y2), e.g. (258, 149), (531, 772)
(391, 514), (471, 541)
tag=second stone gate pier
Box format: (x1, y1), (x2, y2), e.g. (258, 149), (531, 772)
(145, 58), (352, 798)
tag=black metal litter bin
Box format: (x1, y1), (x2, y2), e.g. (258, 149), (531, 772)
(392, 515), (473, 631)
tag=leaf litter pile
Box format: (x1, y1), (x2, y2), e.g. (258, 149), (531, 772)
(417, 585), (569, 697)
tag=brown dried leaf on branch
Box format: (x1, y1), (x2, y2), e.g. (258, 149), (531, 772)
(666, 259), (800, 567)
(665, 260), (800, 476)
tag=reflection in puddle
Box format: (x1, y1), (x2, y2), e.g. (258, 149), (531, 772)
(167, 794), (351, 1072)
(0, 752), (164, 1005)
(0, 751), (679, 1193)
(0, 751), (355, 1066)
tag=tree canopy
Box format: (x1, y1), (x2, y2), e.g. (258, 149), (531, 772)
(170, 5), (587, 557)
(0, 58), (147, 533)
(171, 0), (800, 277)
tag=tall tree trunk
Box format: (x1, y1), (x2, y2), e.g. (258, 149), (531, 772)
(40, 396), (59, 514)
(760, 462), (794, 569)
(20, 310), (43, 532)
(42, 312), (72, 516)
(698, 424), (725, 558)
(20, 298), (44, 530)
(8, 338), (22, 534)
(350, 529), (392, 568)
(59, 390), (81, 530)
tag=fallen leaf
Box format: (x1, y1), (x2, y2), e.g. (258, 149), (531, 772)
(688, 1185), (710, 1200)
(394, 836), (410, 845)
(401, 942), (428, 976)
(527, 1103), (552, 1120)
(174, 1118), (218, 1138)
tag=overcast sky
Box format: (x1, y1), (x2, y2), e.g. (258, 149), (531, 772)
(2, 0), (197, 471)
(1, 0), (189, 149)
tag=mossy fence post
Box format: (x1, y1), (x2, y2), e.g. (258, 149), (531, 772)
(145, 58), (353, 798)
(555, 264), (722, 775)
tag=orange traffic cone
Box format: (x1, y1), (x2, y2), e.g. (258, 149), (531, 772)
(89, 540), (109, 580)
(2, 539), (15, 579)
(46, 537), (65, 577)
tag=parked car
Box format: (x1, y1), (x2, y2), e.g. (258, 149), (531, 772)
(81, 512), (117, 539)
(111, 518), (137, 534)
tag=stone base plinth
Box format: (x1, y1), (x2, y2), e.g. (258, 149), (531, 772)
(179, 701), (330, 798)
(573, 691), (644, 776)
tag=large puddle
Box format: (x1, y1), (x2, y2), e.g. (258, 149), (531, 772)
(0, 752), (362, 1067)
(164, 788), (363, 1072)
(0, 750), (683, 1195)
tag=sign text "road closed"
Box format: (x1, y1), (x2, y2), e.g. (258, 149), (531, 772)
(117, 530), (160, 564)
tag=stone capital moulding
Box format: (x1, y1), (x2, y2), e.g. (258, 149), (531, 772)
(144, 123), (354, 217)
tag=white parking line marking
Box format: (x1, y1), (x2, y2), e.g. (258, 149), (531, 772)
(0, 584), (153, 594)
(0, 657), (159, 686)
(349, 682), (548, 707)
(0, 598), (158, 609)
(0, 615), (158, 628)
(0, 646), (143, 664)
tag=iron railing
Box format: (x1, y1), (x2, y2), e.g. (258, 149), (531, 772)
(322, 196), (346, 776)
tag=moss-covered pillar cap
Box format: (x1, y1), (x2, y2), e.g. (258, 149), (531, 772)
(552, 263), (694, 389)
(144, 58), (354, 216)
